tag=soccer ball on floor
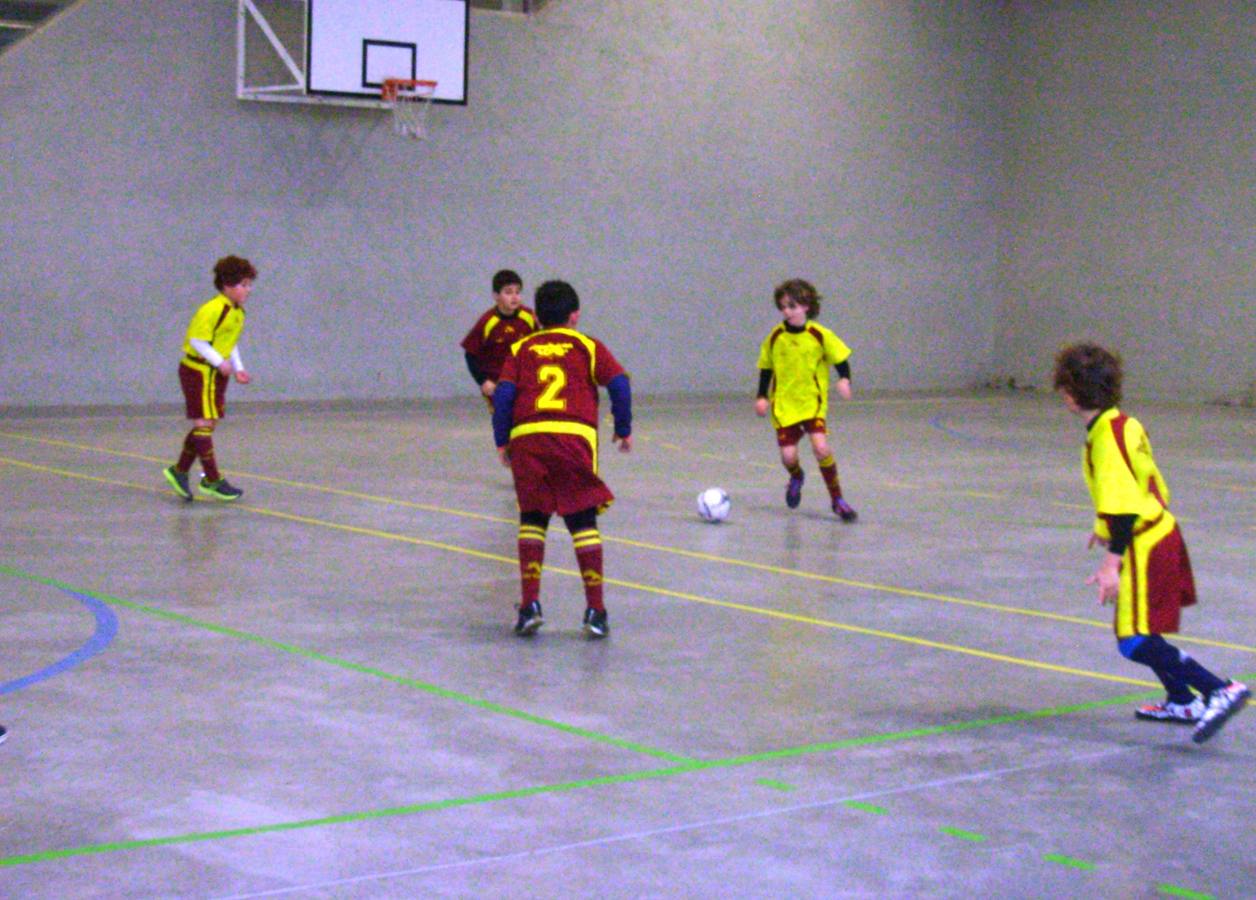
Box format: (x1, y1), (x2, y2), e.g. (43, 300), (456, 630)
(696, 487), (731, 523)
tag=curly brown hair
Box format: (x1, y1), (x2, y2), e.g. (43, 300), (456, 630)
(773, 278), (822, 319)
(1053, 342), (1122, 411)
(213, 255), (258, 290)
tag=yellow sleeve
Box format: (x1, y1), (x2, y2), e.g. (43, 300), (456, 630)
(756, 331), (776, 370)
(822, 328), (851, 366)
(185, 297), (223, 343)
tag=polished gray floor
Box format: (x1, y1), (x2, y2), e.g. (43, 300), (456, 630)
(1, 393), (1253, 898)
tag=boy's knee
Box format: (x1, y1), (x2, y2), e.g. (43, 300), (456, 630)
(1118, 634), (1180, 667)
(1117, 636), (1145, 660)
(563, 508), (597, 533)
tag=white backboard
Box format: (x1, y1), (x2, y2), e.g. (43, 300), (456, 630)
(306, 0), (469, 104)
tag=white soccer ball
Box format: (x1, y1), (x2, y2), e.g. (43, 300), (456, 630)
(696, 487), (731, 523)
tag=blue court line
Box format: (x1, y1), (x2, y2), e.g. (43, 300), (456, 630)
(928, 414), (1035, 450)
(0, 582), (118, 696)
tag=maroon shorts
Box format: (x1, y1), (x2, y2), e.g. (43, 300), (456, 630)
(179, 360), (229, 420)
(1141, 524), (1197, 634)
(776, 418), (827, 447)
(509, 431), (614, 516)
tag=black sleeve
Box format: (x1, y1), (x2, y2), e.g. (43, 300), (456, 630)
(757, 369), (773, 399)
(1107, 514), (1137, 556)
(465, 352), (487, 386)
(835, 360), (851, 380)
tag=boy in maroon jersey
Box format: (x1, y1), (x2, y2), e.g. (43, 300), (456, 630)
(493, 280), (632, 638)
(460, 270), (536, 408)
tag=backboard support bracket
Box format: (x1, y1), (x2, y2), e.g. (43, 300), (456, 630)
(236, 0), (390, 109)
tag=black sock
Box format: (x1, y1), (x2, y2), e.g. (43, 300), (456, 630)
(1128, 636), (1225, 700)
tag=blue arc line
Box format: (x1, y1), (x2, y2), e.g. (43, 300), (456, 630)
(0, 588), (118, 695)
(928, 414), (1030, 450)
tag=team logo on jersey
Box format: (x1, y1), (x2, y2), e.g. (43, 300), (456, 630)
(529, 342), (573, 359)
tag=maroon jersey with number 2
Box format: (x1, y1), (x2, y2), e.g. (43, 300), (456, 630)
(498, 327), (626, 516)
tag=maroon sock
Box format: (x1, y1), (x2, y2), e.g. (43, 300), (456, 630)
(518, 522), (547, 606)
(818, 454), (842, 498)
(192, 427), (221, 481)
(572, 529), (604, 612)
(175, 429), (198, 473)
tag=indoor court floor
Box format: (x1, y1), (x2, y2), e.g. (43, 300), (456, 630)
(1, 392), (1253, 898)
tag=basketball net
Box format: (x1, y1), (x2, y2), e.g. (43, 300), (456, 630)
(381, 78), (437, 141)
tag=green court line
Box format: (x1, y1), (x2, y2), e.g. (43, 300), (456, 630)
(0, 687), (1176, 868)
(4, 559), (1247, 896)
(843, 801), (889, 815)
(1043, 853), (1097, 871)
(938, 826), (987, 843)
(0, 564), (692, 764)
(754, 778), (796, 792)
(1156, 884), (1214, 899)
(0, 766), (703, 868)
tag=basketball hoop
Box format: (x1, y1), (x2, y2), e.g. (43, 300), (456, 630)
(381, 78), (437, 140)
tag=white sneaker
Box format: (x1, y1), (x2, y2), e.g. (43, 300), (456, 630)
(1192, 681), (1251, 744)
(1135, 697), (1204, 724)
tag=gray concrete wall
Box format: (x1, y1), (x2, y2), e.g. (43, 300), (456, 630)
(995, 1), (1255, 402)
(0, 0), (1004, 408)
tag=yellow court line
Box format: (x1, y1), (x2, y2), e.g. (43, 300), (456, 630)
(632, 432), (1095, 510)
(0, 455), (1161, 690)
(1201, 481), (1256, 495)
(0, 432), (1249, 654)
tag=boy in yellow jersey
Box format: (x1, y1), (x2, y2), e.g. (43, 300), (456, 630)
(1054, 343), (1248, 744)
(754, 279), (857, 521)
(162, 256), (257, 502)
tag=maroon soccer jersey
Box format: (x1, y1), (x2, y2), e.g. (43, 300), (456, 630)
(460, 306), (537, 382)
(499, 327), (625, 431)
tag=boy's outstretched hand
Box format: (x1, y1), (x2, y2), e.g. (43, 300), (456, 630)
(754, 398), (769, 417)
(1085, 553), (1122, 605)
(614, 434), (633, 453)
(836, 378), (852, 401)
(497, 446), (510, 468)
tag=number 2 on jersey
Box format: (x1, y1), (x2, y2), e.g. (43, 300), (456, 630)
(536, 364), (568, 411)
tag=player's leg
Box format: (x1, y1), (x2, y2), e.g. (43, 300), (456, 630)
(193, 370), (243, 501)
(808, 426), (856, 521)
(166, 363), (211, 500)
(1120, 635), (1206, 724)
(563, 507), (608, 638)
(777, 427), (805, 508)
(1118, 635), (1246, 738)
(193, 418), (242, 501)
(515, 510), (549, 635)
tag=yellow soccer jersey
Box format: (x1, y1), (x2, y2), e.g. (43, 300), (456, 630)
(756, 322), (852, 428)
(182, 294), (246, 361)
(1083, 408), (1172, 540)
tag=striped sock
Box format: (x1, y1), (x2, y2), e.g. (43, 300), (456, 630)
(818, 453), (842, 498)
(571, 528), (604, 612)
(175, 429), (198, 473)
(518, 522), (547, 606)
(191, 427), (221, 481)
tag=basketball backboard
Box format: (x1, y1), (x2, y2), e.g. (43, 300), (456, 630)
(308, 0), (468, 104)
